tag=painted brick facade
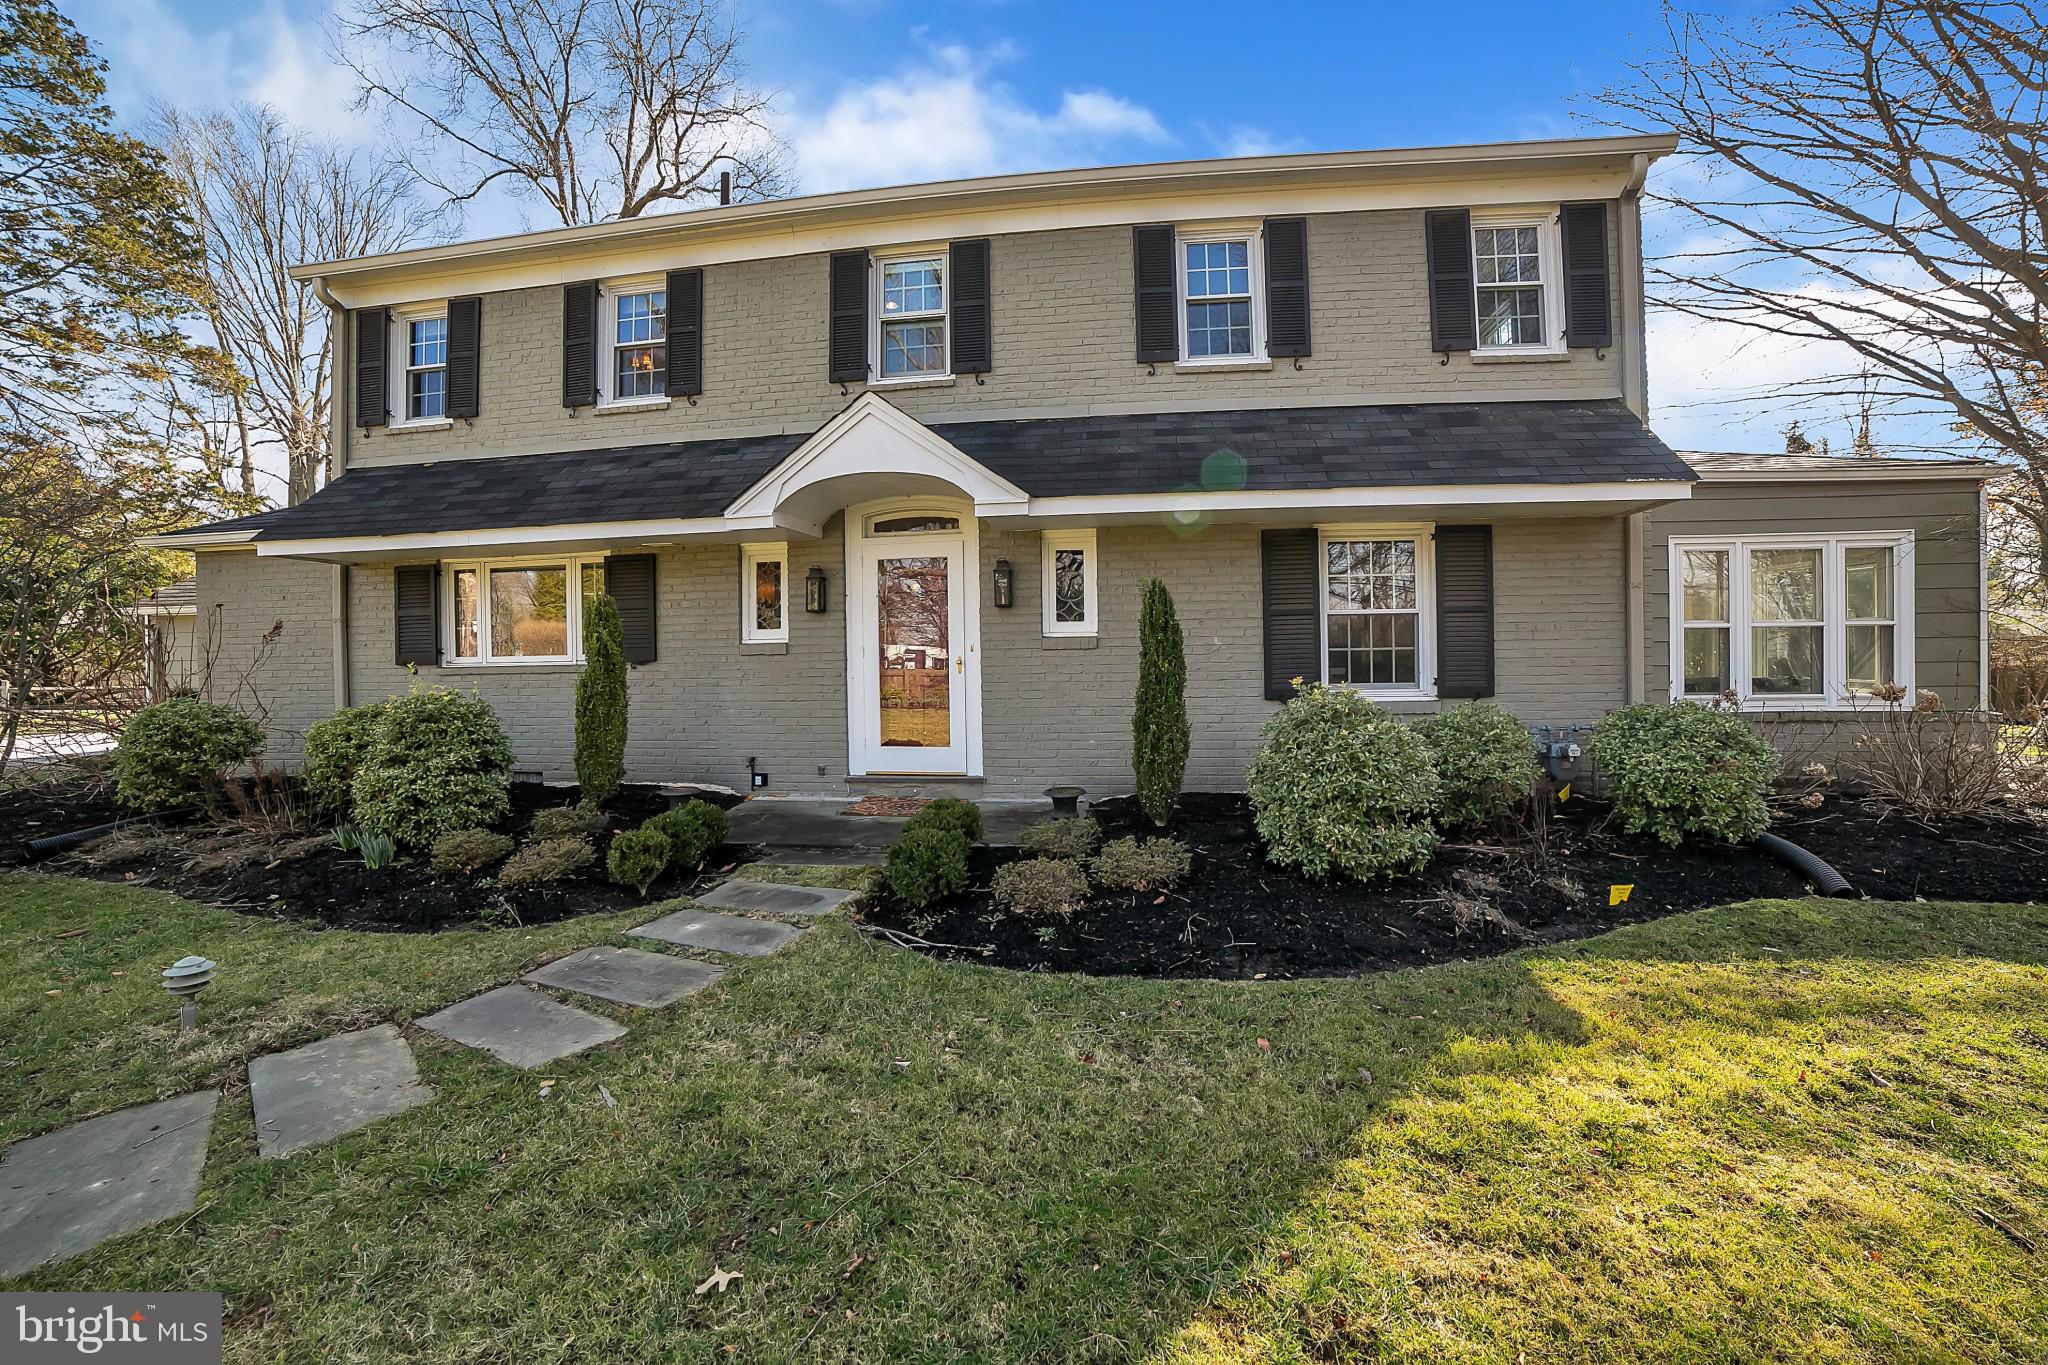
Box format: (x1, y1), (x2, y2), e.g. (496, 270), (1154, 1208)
(190, 551), (337, 764)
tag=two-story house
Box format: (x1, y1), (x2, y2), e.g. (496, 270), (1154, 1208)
(150, 134), (1993, 796)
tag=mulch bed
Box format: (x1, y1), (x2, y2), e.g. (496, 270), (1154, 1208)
(841, 796), (930, 817)
(0, 769), (129, 865)
(859, 792), (2048, 980)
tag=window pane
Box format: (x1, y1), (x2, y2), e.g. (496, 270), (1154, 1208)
(1184, 239), (1251, 302)
(1682, 626), (1727, 694)
(1478, 286), (1543, 346)
(1682, 549), (1728, 621)
(1326, 540), (1416, 613)
(489, 566), (569, 658)
(881, 259), (944, 316)
(1054, 548), (1087, 624)
(452, 568), (478, 658)
(1752, 625), (1822, 694)
(615, 290), (666, 344)
(580, 562), (605, 618)
(754, 559), (783, 632)
(615, 344), (665, 398)
(1846, 623), (1894, 693)
(1328, 612), (1418, 687)
(409, 368), (446, 419)
(881, 321), (945, 376)
(1187, 299), (1253, 357)
(409, 317), (447, 367)
(1750, 547), (1821, 621)
(1845, 546), (1893, 620)
(870, 514), (959, 534)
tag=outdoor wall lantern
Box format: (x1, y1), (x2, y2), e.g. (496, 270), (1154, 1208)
(993, 559), (1013, 608)
(805, 564), (828, 614)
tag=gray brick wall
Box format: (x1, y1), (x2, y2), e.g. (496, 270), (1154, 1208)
(191, 551), (336, 764)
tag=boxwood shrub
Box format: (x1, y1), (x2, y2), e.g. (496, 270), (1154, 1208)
(607, 826), (671, 896)
(303, 701), (388, 816)
(1415, 701), (1540, 831)
(1589, 701), (1777, 845)
(904, 797), (982, 844)
(350, 687), (513, 847)
(646, 799), (728, 872)
(886, 824), (969, 909)
(114, 697), (264, 810)
(1246, 683), (1440, 881)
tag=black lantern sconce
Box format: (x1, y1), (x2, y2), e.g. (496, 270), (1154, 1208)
(805, 565), (828, 614)
(993, 559), (1013, 609)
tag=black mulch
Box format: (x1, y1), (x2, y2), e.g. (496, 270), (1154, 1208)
(1, 770), (129, 865)
(859, 792), (2048, 981)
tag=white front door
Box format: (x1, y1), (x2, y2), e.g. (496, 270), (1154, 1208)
(848, 504), (981, 776)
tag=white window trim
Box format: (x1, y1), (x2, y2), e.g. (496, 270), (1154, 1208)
(740, 541), (789, 644)
(871, 249), (950, 384)
(1317, 523), (1436, 700)
(388, 301), (450, 429)
(1667, 531), (1916, 710)
(598, 276), (670, 410)
(1470, 209), (1565, 357)
(1041, 529), (1097, 637)
(442, 554), (606, 667)
(1175, 223), (1267, 366)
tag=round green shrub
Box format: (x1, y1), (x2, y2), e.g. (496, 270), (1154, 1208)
(303, 701), (388, 815)
(646, 799), (728, 872)
(1092, 835), (1192, 892)
(1018, 816), (1100, 860)
(498, 835), (595, 887)
(528, 804), (609, 841)
(350, 687), (513, 847)
(1415, 702), (1539, 831)
(904, 797), (982, 844)
(114, 697), (264, 810)
(992, 857), (1091, 918)
(886, 825), (969, 910)
(429, 828), (515, 878)
(1589, 702), (1777, 845)
(1246, 683), (1440, 881)
(607, 826), (671, 896)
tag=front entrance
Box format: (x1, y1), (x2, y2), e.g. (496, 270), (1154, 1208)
(847, 502), (982, 776)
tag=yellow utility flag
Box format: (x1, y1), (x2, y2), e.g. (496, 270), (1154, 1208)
(1609, 884), (1634, 906)
(1558, 783), (1572, 803)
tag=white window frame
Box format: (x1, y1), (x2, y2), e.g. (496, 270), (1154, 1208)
(1470, 209), (1565, 356)
(1667, 531), (1916, 709)
(1041, 529), (1097, 637)
(388, 301), (450, 428)
(1317, 524), (1436, 700)
(1175, 224), (1266, 366)
(442, 554), (607, 667)
(599, 277), (669, 409)
(740, 542), (789, 644)
(872, 250), (950, 384)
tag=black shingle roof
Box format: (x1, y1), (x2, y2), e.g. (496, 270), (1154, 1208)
(163, 400), (1692, 544)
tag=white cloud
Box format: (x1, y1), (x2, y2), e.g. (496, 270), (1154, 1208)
(1216, 126), (1300, 158)
(789, 41), (1172, 192)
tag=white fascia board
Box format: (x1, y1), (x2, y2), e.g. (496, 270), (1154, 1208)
(1016, 480), (1694, 520)
(136, 530), (259, 549)
(1689, 462), (1999, 484)
(253, 514), (795, 560)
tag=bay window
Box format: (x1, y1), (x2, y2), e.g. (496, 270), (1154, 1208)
(445, 556), (608, 665)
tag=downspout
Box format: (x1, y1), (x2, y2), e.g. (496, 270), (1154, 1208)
(312, 275), (351, 711)
(1619, 153), (1652, 705)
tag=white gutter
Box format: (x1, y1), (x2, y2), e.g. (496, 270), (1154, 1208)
(1687, 463), (2000, 483)
(138, 530), (260, 549)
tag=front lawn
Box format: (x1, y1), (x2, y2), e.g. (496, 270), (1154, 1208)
(4, 871), (2046, 1363)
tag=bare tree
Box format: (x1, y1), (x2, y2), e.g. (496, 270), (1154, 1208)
(154, 104), (440, 505)
(338, 0), (790, 226)
(1599, 2), (2048, 560)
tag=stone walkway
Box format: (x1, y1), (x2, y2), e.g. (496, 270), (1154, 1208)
(0, 869), (838, 1278)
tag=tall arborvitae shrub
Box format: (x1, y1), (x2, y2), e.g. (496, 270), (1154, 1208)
(1132, 577), (1190, 826)
(575, 592), (628, 806)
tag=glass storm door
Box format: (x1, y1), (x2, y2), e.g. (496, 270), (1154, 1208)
(852, 518), (975, 775)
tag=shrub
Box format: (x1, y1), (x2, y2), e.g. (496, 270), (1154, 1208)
(885, 825), (969, 909)
(528, 804), (609, 841)
(1019, 816), (1100, 860)
(350, 687), (513, 847)
(114, 697), (264, 810)
(1132, 577), (1190, 826)
(1246, 683), (1440, 881)
(992, 857), (1090, 918)
(1092, 835), (1192, 892)
(904, 797), (982, 844)
(646, 799), (728, 871)
(607, 826), (671, 895)
(1416, 702), (1540, 830)
(1589, 701), (1777, 846)
(497, 835), (596, 887)
(430, 827), (515, 877)
(1854, 686), (2015, 818)
(575, 592), (628, 806)
(302, 702), (388, 816)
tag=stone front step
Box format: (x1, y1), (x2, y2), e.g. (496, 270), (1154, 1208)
(629, 907), (806, 957)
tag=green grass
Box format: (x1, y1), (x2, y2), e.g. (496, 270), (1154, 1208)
(3, 870), (2046, 1363)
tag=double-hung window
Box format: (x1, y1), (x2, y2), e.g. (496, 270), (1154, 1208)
(1471, 212), (1563, 354)
(1177, 228), (1264, 362)
(1321, 528), (1434, 696)
(876, 255), (947, 379)
(1672, 533), (1913, 705)
(446, 556), (607, 665)
(606, 282), (666, 403)
(1041, 530), (1097, 637)
(741, 543), (788, 644)
(390, 305), (449, 424)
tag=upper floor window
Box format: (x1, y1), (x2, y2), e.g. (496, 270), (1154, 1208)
(389, 306), (448, 425)
(876, 254), (947, 379)
(609, 283), (667, 402)
(1176, 228), (1265, 363)
(1471, 212), (1562, 353)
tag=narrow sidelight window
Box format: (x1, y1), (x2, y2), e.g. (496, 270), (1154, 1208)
(741, 543), (788, 644)
(1844, 545), (1896, 692)
(1041, 530), (1097, 637)
(877, 256), (947, 378)
(1680, 548), (1730, 695)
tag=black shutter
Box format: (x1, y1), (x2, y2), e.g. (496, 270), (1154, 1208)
(949, 238), (992, 374)
(666, 268), (702, 397)
(1561, 201), (1613, 350)
(446, 296), (482, 419)
(1424, 208), (1477, 353)
(1435, 525), (1495, 699)
(1261, 529), (1321, 701)
(392, 564), (439, 667)
(1264, 217), (1311, 358)
(1132, 224), (1178, 364)
(605, 554), (658, 665)
(828, 251), (868, 383)
(354, 308), (387, 428)
(562, 280), (598, 408)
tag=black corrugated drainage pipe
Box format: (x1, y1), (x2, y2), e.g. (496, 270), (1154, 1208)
(23, 808), (192, 861)
(1757, 831), (1855, 898)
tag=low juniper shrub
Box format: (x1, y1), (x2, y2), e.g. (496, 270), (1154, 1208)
(606, 826), (672, 896)
(497, 835), (596, 887)
(1091, 835), (1192, 892)
(886, 825), (970, 909)
(430, 828), (515, 878)
(1589, 701), (1777, 845)
(992, 857), (1090, 919)
(114, 697), (264, 811)
(1018, 816), (1100, 860)
(646, 799), (728, 872)
(528, 804), (610, 841)
(1415, 701), (1540, 831)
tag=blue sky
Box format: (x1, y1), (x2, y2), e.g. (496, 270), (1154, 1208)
(71, 0), (1880, 455)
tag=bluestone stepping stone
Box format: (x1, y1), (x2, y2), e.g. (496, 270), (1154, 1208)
(696, 878), (855, 917)
(248, 1024), (434, 1160)
(524, 946), (725, 1008)
(416, 985), (627, 1069)
(629, 907), (805, 957)
(0, 1090), (218, 1278)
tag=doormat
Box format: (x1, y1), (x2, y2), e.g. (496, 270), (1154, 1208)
(840, 796), (931, 817)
